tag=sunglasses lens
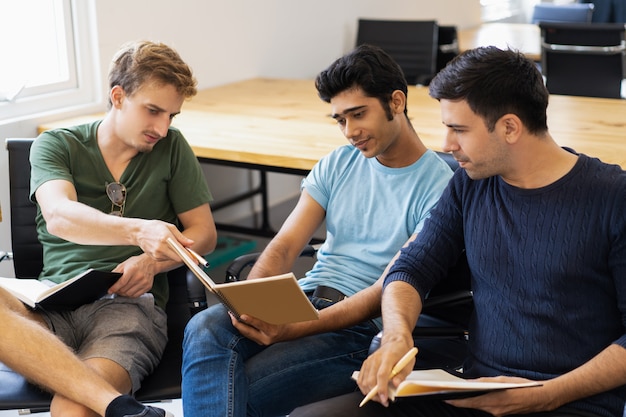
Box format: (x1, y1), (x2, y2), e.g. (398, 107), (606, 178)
(106, 182), (127, 216)
(106, 183), (126, 206)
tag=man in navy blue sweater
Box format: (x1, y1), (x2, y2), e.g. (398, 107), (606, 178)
(290, 47), (626, 417)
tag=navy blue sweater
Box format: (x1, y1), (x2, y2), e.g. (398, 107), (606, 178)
(385, 153), (626, 417)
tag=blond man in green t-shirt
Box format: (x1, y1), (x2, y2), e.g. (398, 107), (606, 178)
(11, 40), (216, 417)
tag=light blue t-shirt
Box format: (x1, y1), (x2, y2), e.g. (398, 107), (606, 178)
(297, 145), (453, 299)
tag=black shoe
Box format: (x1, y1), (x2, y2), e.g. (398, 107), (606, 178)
(106, 395), (175, 417)
(132, 405), (175, 417)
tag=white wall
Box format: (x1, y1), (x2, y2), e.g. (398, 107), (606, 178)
(93, 0), (481, 90)
(0, 0), (482, 277)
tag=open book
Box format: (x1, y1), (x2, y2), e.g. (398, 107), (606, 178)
(353, 369), (542, 400)
(0, 269), (122, 310)
(167, 238), (319, 324)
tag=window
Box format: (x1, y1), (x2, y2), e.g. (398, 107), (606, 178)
(0, 0), (100, 123)
(481, 0), (527, 22)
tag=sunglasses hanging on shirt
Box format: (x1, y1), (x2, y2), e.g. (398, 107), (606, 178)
(106, 182), (127, 217)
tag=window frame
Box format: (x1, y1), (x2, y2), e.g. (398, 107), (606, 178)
(0, 0), (101, 124)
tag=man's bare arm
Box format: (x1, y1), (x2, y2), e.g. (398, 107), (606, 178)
(35, 179), (214, 262)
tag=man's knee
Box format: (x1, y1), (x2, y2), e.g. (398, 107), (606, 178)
(184, 304), (232, 347)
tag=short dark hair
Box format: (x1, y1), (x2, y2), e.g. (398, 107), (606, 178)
(315, 44), (408, 120)
(108, 40), (197, 109)
(429, 46), (548, 134)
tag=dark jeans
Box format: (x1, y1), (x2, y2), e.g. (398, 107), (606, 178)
(290, 391), (605, 417)
(182, 300), (380, 417)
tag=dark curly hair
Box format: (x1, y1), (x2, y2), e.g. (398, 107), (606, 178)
(429, 46), (548, 135)
(315, 44), (409, 121)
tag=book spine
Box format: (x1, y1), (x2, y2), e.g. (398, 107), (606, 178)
(215, 290), (241, 320)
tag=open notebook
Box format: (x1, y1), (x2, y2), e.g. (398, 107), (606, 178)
(353, 369), (541, 401)
(167, 238), (319, 324)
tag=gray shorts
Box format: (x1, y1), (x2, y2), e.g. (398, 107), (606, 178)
(40, 293), (168, 392)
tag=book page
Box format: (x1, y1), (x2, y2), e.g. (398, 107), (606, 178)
(0, 277), (51, 307)
(352, 369), (541, 399)
(0, 270), (120, 310)
(166, 237), (217, 292)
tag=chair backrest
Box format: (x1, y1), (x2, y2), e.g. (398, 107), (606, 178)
(436, 25), (459, 73)
(539, 22), (626, 98)
(531, 3), (595, 24)
(356, 19), (439, 85)
(6, 138), (42, 278)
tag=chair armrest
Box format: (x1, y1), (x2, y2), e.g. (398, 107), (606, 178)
(422, 289), (473, 310)
(186, 269), (209, 315)
(367, 290), (473, 356)
(224, 244), (318, 282)
(225, 253), (261, 282)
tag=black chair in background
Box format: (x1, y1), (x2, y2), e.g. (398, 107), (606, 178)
(531, 2), (595, 24)
(436, 25), (460, 73)
(0, 138), (208, 412)
(539, 22), (626, 98)
(356, 19), (439, 85)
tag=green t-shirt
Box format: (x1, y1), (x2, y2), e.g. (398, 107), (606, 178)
(30, 120), (212, 309)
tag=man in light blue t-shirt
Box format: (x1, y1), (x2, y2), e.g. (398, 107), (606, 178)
(182, 44), (453, 417)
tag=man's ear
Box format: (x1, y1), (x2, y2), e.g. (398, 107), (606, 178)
(110, 85), (125, 108)
(498, 114), (523, 144)
(390, 90), (407, 115)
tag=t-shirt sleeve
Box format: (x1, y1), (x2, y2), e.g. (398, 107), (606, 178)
(167, 129), (213, 214)
(301, 149), (335, 210)
(30, 130), (75, 202)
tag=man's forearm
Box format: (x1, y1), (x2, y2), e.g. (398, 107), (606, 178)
(542, 343), (626, 410)
(273, 282), (383, 341)
(247, 237), (303, 280)
(44, 200), (141, 246)
(380, 281), (422, 346)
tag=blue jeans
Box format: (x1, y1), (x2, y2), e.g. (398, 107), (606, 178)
(182, 297), (380, 417)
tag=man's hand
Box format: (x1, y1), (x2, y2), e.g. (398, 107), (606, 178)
(356, 337), (415, 407)
(109, 255), (158, 297)
(133, 220), (194, 261)
(445, 376), (552, 417)
(230, 313), (299, 345)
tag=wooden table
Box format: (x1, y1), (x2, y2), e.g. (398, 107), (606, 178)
(458, 23), (541, 61)
(39, 78), (626, 232)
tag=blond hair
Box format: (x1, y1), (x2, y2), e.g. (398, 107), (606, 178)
(108, 40), (197, 108)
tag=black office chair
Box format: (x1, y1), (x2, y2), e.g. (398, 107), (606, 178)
(539, 22), (626, 98)
(356, 19), (439, 85)
(436, 25), (460, 73)
(226, 151), (472, 372)
(0, 138), (208, 412)
(531, 3), (595, 24)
